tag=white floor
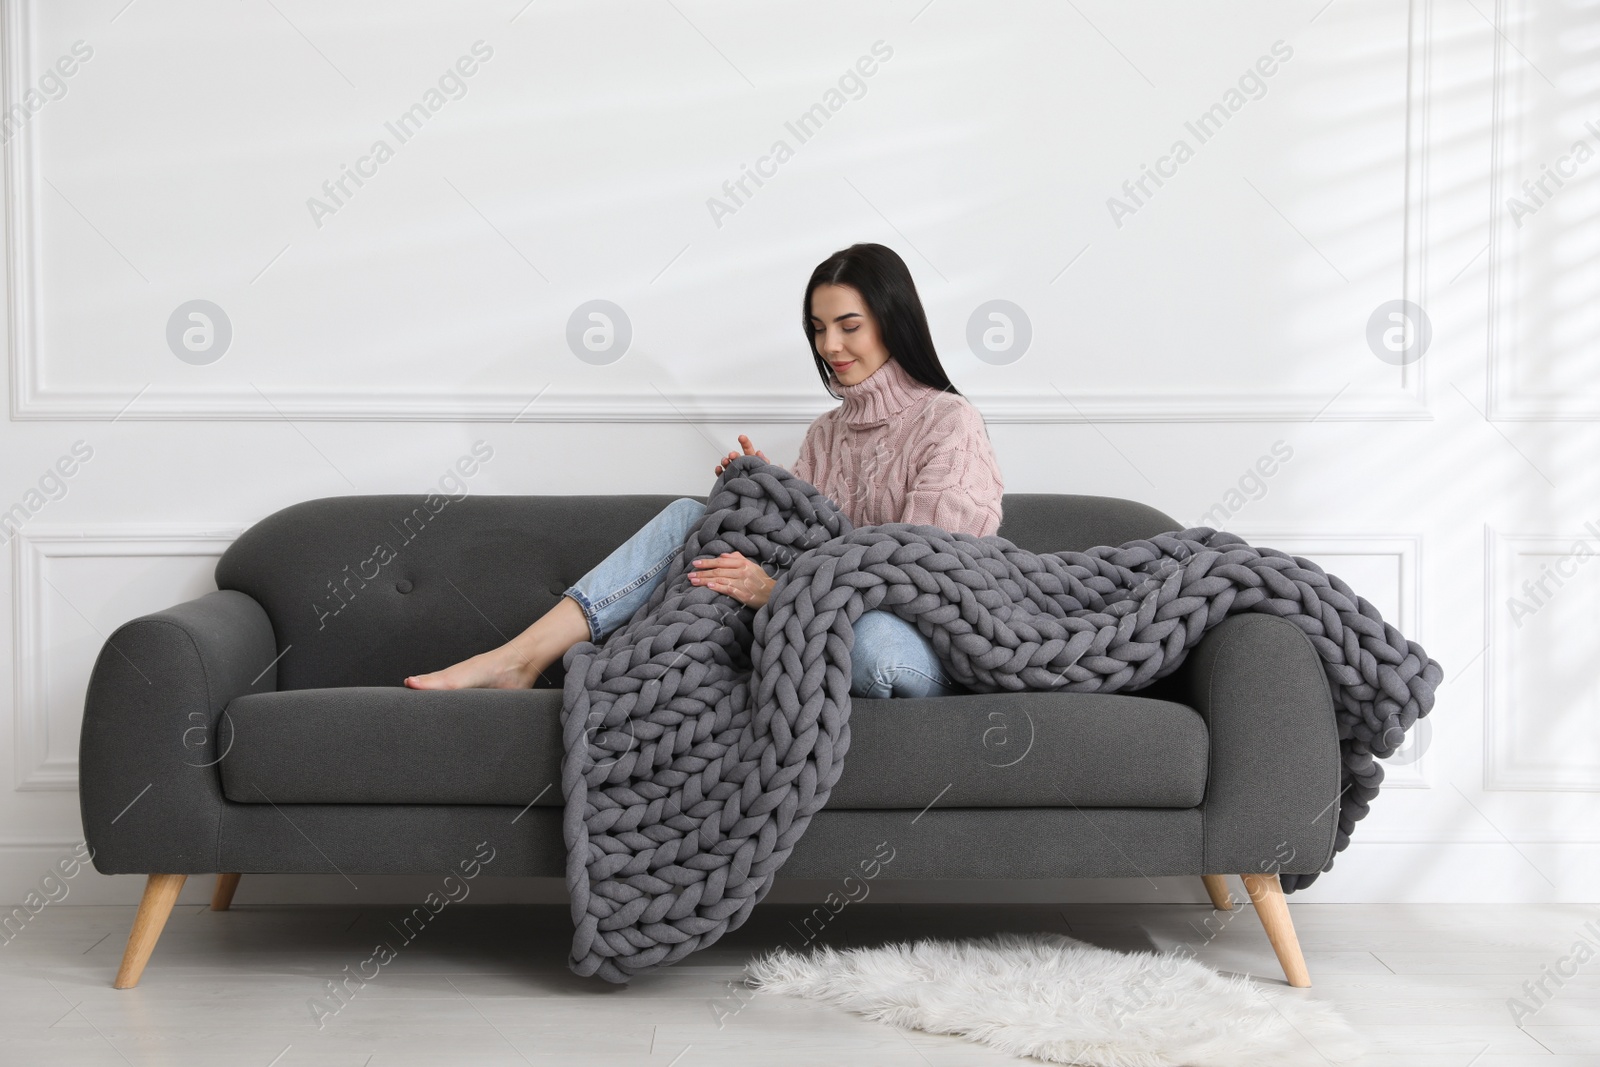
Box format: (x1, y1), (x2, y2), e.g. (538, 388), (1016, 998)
(2, 897), (1597, 1066)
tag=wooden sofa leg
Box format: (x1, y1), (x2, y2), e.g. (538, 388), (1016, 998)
(1241, 872), (1311, 988)
(212, 873), (241, 911)
(1201, 875), (1234, 911)
(114, 874), (187, 989)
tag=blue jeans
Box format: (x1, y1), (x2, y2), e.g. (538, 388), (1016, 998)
(563, 498), (961, 699)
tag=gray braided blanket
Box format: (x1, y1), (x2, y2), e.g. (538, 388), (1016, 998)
(559, 455), (1440, 982)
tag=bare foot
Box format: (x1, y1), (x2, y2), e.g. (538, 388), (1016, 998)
(404, 646), (543, 690)
(406, 595), (588, 690)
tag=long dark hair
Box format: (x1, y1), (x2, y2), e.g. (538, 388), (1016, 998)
(802, 243), (961, 401)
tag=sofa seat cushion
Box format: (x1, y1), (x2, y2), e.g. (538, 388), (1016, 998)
(219, 687), (1208, 810)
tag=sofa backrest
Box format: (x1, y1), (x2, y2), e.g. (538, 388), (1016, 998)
(213, 491), (1179, 692)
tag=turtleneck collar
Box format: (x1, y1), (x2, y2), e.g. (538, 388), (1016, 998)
(835, 357), (937, 427)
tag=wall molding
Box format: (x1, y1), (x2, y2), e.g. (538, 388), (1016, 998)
(2, 0), (41, 425)
(3, 0), (1433, 424)
(1484, 1), (1595, 420)
(8, 387), (1434, 424)
(12, 523), (242, 791)
(1400, 0), (1432, 408)
(1484, 524), (1600, 791)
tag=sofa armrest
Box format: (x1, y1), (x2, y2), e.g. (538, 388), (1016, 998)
(1174, 612), (1341, 878)
(78, 590), (278, 874)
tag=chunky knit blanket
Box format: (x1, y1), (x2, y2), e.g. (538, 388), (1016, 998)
(559, 456), (1441, 982)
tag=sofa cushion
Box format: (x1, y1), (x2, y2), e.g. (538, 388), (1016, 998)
(219, 687), (1208, 810)
(210, 492), (1181, 693)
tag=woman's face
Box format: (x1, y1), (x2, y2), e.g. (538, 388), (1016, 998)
(808, 283), (889, 387)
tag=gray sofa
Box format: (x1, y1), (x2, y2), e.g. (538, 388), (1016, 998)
(78, 491), (1339, 989)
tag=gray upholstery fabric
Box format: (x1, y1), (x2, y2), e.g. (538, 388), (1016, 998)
(784, 808), (1203, 880)
(204, 491), (1178, 695)
(74, 470), (1342, 980)
(1181, 613), (1344, 878)
(208, 807), (1204, 881)
(90, 799), (1323, 883)
(213, 803), (568, 877)
(212, 493), (711, 692)
(995, 493), (1184, 557)
(78, 590), (276, 874)
(558, 455), (1438, 980)
(219, 687), (1208, 809)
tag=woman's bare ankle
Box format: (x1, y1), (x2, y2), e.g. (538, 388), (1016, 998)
(405, 644), (541, 689)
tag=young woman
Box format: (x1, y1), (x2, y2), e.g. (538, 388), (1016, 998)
(405, 242), (1004, 697)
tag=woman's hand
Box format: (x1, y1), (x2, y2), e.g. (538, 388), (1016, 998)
(689, 551), (777, 608)
(714, 434), (768, 477)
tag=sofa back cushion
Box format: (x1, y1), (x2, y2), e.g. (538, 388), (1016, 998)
(996, 493), (1181, 557)
(213, 491), (1180, 692)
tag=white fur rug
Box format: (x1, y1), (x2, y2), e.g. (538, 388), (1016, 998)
(745, 932), (1364, 1067)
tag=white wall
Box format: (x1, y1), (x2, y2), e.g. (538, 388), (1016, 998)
(2, 0), (1596, 908)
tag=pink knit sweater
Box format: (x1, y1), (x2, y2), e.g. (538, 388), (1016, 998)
(791, 357), (1005, 538)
